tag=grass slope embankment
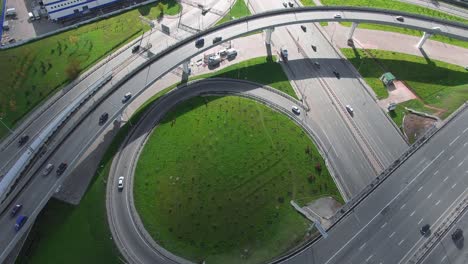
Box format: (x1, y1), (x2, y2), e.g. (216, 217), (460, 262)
(0, 0), (181, 139)
(321, 0), (468, 49)
(134, 96), (342, 264)
(16, 56), (301, 263)
(216, 0), (251, 25)
(341, 48), (468, 125)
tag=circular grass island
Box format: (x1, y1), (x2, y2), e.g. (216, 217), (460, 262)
(134, 96), (342, 263)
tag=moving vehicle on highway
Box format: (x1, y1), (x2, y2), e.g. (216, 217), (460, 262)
(334, 14), (342, 19)
(280, 47), (288, 60)
(345, 105), (354, 115)
(99, 112), (109, 125)
(131, 45), (140, 54)
(452, 228), (463, 242)
(195, 38), (205, 48)
(18, 135), (29, 146)
(288, 1), (294, 7)
(14, 215), (27, 231)
(420, 224), (431, 236)
(10, 204), (22, 217)
(208, 55), (221, 66)
(122, 93), (132, 103)
(333, 70), (340, 79)
(395, 16), (404, 22)
(301, 25), (307, 32)
(213, 36), (222, 44)
(292, 106), (300, 115)
(282, 2), (287, 7)
(56, 162), (68, 176)
(118, 176), (124, 190)
(226, 48), (238, 59)
(42, 163), (54, 176)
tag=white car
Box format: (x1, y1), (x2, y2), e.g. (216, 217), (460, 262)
(122, 92), (132, 103)
(292, 106), (300, 115)
(345, 105), (354, 115)
(118, 176), (124, 190)
(280, 47), (288, 59)
(334, 14), (342, 19)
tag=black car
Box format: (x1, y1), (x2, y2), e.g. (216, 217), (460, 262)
(301, 25), (307, 32)
(56, 162), (68, 176)
(18, 135), (29, 146)
(99, 112), (109, 125)
(420, 224), (431, 236)
(131, 45), (140, 53)
(288, 1), (294, 7)
(195, 38), (205, 48)
(333, 70), (340, 79)
(452, 228), (463, 241)
(213, 36), (222, 44)
(311, 45), (317, 52)
(10, 204), (22, 217)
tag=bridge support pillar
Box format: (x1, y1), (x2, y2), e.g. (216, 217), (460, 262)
(182, 61), (191, 75)
(417, 32), (432, 49)
(265, 27), (274, 45)
(347, 22), (359, 41)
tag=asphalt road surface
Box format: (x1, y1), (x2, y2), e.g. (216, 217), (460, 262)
(283, 106), (468, 264)
(1, 6), (468, 262)
(107, 79), (311, 264)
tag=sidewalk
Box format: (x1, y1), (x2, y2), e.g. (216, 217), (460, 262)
(325, 23), (468, 67)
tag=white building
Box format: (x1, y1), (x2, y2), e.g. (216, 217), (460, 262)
(43, 0), (120, 20)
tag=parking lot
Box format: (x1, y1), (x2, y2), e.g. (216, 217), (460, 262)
(1, 0), (61, 44)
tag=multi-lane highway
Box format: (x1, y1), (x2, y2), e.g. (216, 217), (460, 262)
(0, 6), (467, 263)
(283, 105), (468, 264)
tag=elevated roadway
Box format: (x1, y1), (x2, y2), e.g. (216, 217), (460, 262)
(0, 6), (467, 262)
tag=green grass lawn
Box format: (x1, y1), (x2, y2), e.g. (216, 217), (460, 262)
(134, 95), (341, 264)
(341, 48), (468, 122)
(194, 56), (297, 99)
(321, 0), (468, 49)
(0, 1), (181, 139)
(388, 99), (438, 128)
(299, 0), (316, 6)
(216, 0), (251, 25)
(15, 56), (300, 263)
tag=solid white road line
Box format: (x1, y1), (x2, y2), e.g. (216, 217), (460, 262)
(418, 218), (424, 225)
(417, 186), (423, 192)
(449, 135), (460, 146)
(400, 204), (406, 210)
(427, 193), (432, 199)
(441, 256), (447, 263)
(398, 239), (405, 246)
(365, 255), (373, 262)
(435, 200), (441, 206)
(443, 176), (449, 182)
(410, 211), (415, 217)
(389, 232), (396, 238)
(458, 161), (464, 167)
(434, 170), (439, 175)
(452, 183), (457, 189)
(359, 243), (366, 250)
(381, 222), (387, 229)
(449, 156), (454, 161)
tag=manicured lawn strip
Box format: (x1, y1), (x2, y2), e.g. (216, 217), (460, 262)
(0, 0), (181, 139)
(341, 48), (468, 118)
(194, 56), (298, 99)
(322, 0), (468, 49)
(134, 96), (341, 263)
(299, 0), (316, 6)
(216, 0), (251, 25)
(15, 57), (298, 263)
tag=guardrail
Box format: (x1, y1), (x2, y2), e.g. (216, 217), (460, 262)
(269, 102), (468, 263)
(0, 72), (112, 205)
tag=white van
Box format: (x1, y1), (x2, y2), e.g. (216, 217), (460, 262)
(6, 8), (17, 17)
(43, 163), (54, 176)
(226, 48), (237, 58)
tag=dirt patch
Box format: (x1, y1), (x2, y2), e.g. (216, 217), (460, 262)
(303, 197), (342, 229)
(403, 113), (438, 143)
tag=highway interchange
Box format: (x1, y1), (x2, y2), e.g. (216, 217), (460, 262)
(0, 3), (467, 264)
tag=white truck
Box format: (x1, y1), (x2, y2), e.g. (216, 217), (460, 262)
(5, 8), (17, 17)
(280, 47), (288, 60)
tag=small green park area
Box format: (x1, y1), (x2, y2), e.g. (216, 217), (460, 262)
(216, 0), (251, 25)
(134, 96), (341, 263)
(0, 0), (180, 139)
(320, 0), (468, 48)
(341, 48), (468, 124)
